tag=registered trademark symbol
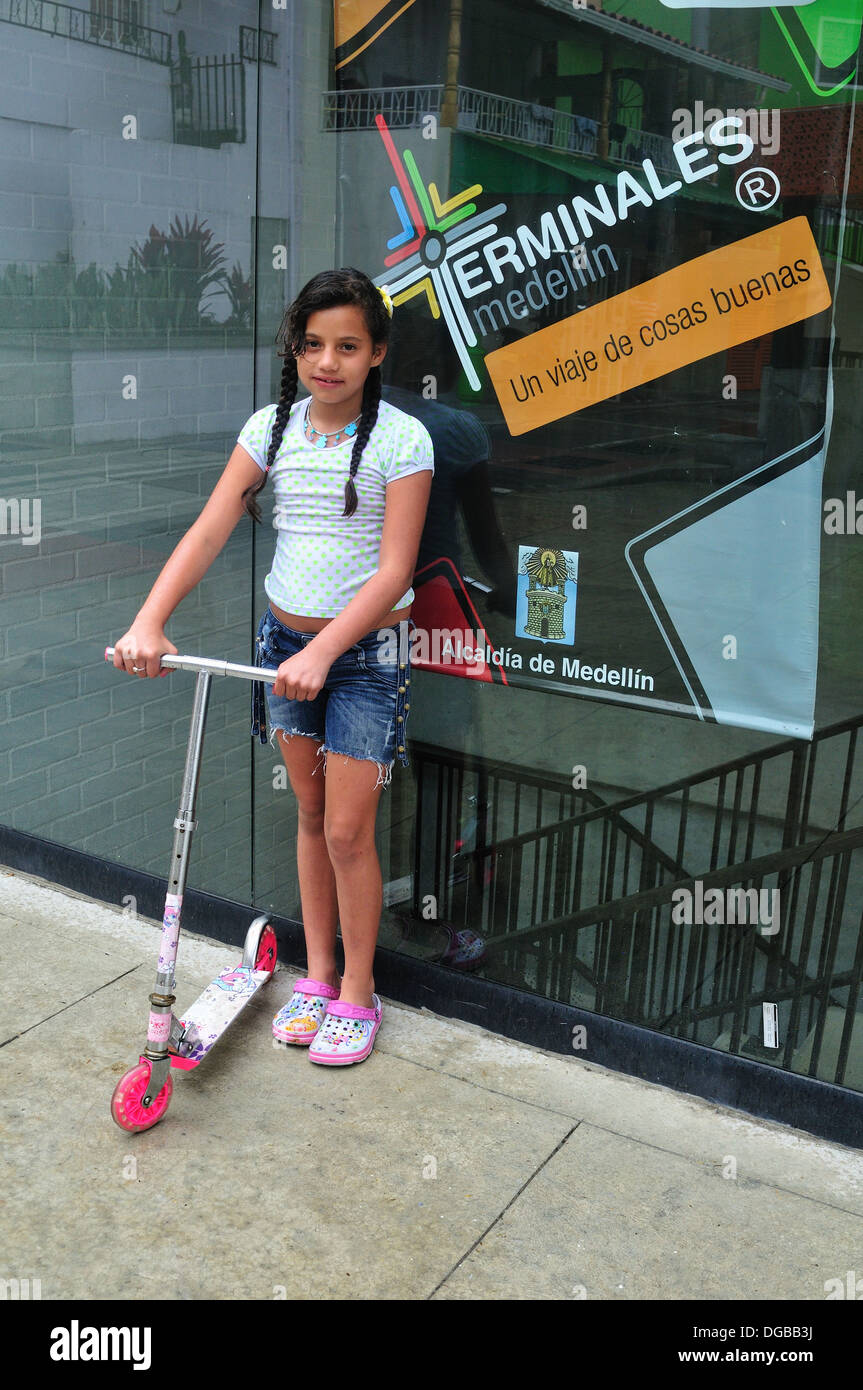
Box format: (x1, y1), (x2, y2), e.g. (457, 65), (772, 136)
(735, 166), (781, 212)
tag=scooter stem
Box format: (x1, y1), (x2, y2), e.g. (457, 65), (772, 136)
(144, 669), (213, 1092)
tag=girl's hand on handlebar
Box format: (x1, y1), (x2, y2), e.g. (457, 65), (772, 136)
(272, 647), (331, 702)
(113, 624), (178, 679)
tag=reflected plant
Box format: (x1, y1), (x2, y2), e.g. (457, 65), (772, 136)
(224, 260), (252, 328)
(0, 258), (75, 329)
(103, 258), (141, 332)
(70, 262), (106, 330)
(129, 215), (228, 329)
(0, 263), (34, 295)
(2, 220), (248, 335)
(0, 263), (36, 330)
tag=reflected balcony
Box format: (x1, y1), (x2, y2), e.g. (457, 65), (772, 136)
(322, 82), (680, 176)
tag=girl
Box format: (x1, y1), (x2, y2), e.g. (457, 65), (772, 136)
(112, 267), (434, 1066)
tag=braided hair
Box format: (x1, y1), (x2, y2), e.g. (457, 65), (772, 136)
(242, 267), (390, 523)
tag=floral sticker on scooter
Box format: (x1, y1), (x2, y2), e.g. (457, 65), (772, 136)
(157, 894), (182, 974)
(214, 967), (256, 994)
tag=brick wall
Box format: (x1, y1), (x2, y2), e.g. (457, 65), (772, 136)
(0, 1), (415, 923)
(0, 1), (307, 911)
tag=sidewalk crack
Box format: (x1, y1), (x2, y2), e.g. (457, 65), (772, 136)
(425, 1120), (582, 1299)
(0, 966), (141, 1048)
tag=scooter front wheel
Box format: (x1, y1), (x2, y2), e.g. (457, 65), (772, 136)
(111, 1060), (173, 1133)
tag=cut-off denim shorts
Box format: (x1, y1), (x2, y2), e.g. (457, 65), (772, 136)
(251, 606), (414, 788)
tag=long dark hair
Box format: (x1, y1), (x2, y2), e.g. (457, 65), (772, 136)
(242, 267), (391, 522)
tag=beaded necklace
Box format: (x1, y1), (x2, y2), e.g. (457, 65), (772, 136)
(303, 398), (360, 449)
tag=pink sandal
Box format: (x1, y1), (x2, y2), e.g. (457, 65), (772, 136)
(308, 995), (382, 1065)
(272, 978), (340, 1046)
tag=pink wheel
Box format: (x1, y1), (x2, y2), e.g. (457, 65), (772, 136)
(254, 924), (278, 977)
(110, 1060), (173, 1133)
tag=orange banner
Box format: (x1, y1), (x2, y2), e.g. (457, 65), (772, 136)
(483, 217), (832, 435)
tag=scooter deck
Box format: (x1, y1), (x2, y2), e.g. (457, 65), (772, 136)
(170, 964), (272, 1069)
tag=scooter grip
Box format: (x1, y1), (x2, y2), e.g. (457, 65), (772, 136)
(105, 644), (169, 678)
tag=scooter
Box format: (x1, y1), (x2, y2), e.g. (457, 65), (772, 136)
(104, 647), (280, 1133)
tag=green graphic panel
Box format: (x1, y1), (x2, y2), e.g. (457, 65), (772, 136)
(798, 0), (863, 65)
(773, 0), (863, 94)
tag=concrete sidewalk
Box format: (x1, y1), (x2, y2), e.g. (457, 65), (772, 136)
(2, 865), (862, 1302)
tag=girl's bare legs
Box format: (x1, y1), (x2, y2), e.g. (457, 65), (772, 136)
(320, 755), (385, 1009)
(276, 732), (340, 992)
(277, 734), (385, 1008)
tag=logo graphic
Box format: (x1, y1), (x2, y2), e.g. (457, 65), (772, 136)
(373, 114), (505, 390)
(516, 546), (578, 644)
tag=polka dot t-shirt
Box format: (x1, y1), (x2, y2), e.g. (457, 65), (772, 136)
(237, 397), (434, 618)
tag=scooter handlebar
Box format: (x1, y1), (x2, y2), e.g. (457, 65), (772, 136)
(104, 647), (275, 684)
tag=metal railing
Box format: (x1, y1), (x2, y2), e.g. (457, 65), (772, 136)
(834, 347), (863, 369)
(482, 828), (863, 1089)
(171, 53), (246, 148)
(322, 83), (680, 175)
(322, 83), (444, 132)
(607, 124), (679, 176)
(405, 711), (863, 1089)
(239, 23), (276, 66)
(456, 85), (599, 157)
(813, 206), (863, 270)
(408, 746), (688, 930)
(412, 713), (863, 926)
(1, 0), (172, 63)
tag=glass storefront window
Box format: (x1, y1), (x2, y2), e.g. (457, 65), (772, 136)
(3, 1), (862, 1098)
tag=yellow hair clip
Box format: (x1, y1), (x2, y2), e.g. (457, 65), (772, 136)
(378, 285), (394, 318)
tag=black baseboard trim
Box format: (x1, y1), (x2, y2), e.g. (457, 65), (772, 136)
(3, 824), (861, 1150)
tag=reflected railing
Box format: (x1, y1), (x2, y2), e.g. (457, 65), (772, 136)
(400, 711), (863, 1089)
(239, 23), (277, 65)
(0, 0), (172, 63)
(814, 205), (863, 270)
(322, 83), (679, 174)
(484, 828), (863, 1091)
(171, 54), (246, 148)
(322, 83), (444, 131)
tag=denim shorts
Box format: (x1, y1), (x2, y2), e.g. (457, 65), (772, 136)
(251, 607), (413, 787)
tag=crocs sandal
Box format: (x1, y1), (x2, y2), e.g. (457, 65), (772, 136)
(272, 978), (340, 1046)
(308, 995), (382, 1066)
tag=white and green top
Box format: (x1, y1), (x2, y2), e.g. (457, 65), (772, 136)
(237, 398), (434, 618)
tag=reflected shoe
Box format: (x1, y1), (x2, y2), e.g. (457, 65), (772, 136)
(439, 923), (486, 971)
(272, 978), (340, 1046)
(308, 995), (382, 1066)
